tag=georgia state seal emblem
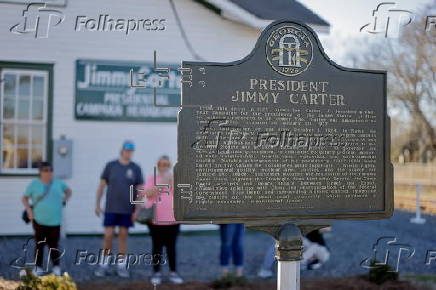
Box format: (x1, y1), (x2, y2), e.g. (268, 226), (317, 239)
(266, 25), (313, 76)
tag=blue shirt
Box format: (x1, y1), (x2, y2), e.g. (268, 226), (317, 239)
(101, 160), (143, 214)
(24, 178), (69, 226)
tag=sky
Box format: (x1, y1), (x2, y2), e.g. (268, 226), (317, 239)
(299, 0), (434, 121)
(300, 0), (432, 64)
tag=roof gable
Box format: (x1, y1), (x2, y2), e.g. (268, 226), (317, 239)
(229, 0), (329, 26)
(195, 0), (329, 33)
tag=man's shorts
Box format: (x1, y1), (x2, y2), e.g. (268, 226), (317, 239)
(103, 213), (133, 228)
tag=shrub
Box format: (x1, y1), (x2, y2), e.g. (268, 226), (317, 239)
(368, 260), (399, 285)
(211, 274), (248, 289)
(16, 268), (77, 290)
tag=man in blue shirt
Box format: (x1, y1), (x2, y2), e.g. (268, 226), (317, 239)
(95, 141), (143, 277)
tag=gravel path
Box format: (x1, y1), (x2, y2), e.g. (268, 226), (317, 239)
(1, 210), (435, 282)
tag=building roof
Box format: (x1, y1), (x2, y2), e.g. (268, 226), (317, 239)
(197, 0), (330, 33)
(229, 0), (329, 26)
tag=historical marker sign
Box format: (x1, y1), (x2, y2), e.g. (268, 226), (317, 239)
(174, 21), (393, 224)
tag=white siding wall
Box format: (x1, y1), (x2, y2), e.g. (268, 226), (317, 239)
(0, 0), (260, 235)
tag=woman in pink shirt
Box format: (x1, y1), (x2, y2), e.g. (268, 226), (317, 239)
(141, 155), (183, 285)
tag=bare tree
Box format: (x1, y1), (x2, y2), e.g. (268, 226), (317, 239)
(349, 4), (435, 162)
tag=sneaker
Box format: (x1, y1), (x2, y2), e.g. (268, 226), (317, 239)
(257, 268), (273, 278)
(52, 266), (62, 276)
(117, 266), (129, 278)
(32, 266), (44, 277)
(307, 259), (323, 270)
(220, 266), (229, 277)
(94, 265), (107, 277)
(19, 269), (27, 279)
(308, 262), (323, 270)
(235, 267), (244, 277)
(150, 272), (162, 285)
(169, 272), (184, 284)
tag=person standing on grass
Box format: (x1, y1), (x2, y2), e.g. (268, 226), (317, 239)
(22, 161), (72, 276)
(219, 224), (245, 277)
(94, 140), (143, 278)
(141, 155), (183, 285)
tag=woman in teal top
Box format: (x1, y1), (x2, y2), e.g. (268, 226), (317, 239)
(22, 161), (72, 276)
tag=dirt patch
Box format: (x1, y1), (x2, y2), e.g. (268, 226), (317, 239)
(77, 276), (421, 290)
(303, 276), (420, 290)
(0, 278), (21, 290)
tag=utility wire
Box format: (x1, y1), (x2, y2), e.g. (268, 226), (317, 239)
(168, 0), (205, 61)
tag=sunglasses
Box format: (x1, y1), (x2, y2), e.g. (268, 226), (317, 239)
(40, 168), (53, 172)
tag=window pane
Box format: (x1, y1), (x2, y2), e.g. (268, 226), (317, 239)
(32, 99), (44, 120)
(2, 124), (15, 148)
(2, 99), (15, 119)
(2, 147), (16, 169)
(1, 70), (47, 173)
(31, 147), (43, 168)
(33, 76), (44, 97)
(17, 148), (29, 168)
(19, 75), (31, 97)
(3, 74), (16, 98)
(31, 125), (44, 145)
(17, 99), (30, 120)
(17, 125), (29, 145)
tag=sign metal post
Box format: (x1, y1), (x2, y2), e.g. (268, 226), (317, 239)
(276, 223), (302, 290)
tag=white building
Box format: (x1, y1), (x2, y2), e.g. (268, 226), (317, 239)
(0, 0), (329, 235)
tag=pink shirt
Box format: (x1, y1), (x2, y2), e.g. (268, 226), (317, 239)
(142, 175), (176, 225)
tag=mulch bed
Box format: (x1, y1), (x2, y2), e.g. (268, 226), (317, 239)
(77, 276), (420, 290)
(302, 276), (419, 290)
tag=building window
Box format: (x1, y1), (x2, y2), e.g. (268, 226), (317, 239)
(1, 69), (49, 174)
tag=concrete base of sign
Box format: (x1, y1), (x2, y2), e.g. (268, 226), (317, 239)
(410, 184), (426, 224)
(410, 217), (426, 224)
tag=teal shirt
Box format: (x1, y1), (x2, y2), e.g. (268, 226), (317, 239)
(24, 178), (69, 226)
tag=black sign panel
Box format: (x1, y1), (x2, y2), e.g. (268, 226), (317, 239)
(174, 21), (393, 224)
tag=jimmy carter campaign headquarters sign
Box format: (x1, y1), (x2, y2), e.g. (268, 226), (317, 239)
(75, 59), (180, 122)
